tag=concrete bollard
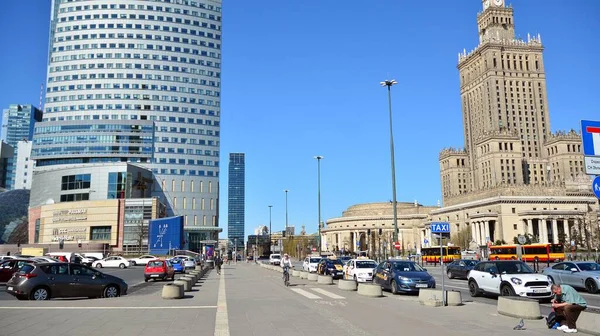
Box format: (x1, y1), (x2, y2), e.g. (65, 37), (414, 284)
(577, 312), (600, 336)
(418, 289), (443, 306)
(317, 275), (333, 285)
(292, 270), (300, 277)
(497, 297), (542, 320)
(446, 290), (462, 306)
(357, 283), (383, 297)
(195, 265), (203, 272)
(174, 279), (191, 292)
(162, 283), (184, 299)
(338, 279), (358, 291)
(300, 271), (308, 279)
(307, 273), (319, 281)
(181, 275), (196, 286)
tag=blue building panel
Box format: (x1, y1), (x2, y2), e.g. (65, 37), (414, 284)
(149, 216), (184, 255)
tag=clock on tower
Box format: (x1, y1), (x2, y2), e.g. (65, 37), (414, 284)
(493, 0), (504, 7)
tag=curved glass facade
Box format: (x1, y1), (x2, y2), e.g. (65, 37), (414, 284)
(33, 0), (222, 237)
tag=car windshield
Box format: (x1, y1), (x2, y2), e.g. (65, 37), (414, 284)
(356, 261), (378, 268)
(327, 260), (343, 266)
(577, 263), (600, 271)
(272, 255), (281, 259)
(310, 258), (321, 263)
(392, 262), (424, 272)
(497, 261), (534, 274)
(462, 260), (478, 267)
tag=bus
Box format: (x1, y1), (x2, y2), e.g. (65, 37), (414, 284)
(489, 243), (565, 262)
(421, 246), (461, 263)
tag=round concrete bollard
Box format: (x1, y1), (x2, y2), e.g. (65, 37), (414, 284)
(317, 275), (333, 285)
(301, 271), (309, 279)
(173, 279), (191, 292)
(189, 271), (200, 277)
(180, 276), (196, 287)
(292, 270), (300, 277)
(162, 283), (184, 299)
(307, 273), (319, 281)
(195, 265), (203, 272)
(338, 279), (358, 291)
(357, 283), (383, 297)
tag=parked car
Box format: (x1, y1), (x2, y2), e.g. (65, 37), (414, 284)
(92, 256), (130, 269)
(468, 260), (552, 300)
(542, 261), (600, 294)
(169, 259), (185, 273)
(144, 260), (175, 282)
(302, 256), (322, 273)
(0, 259), (34, 283)
(269, 254), (281, 265)
(129, 255), (157, 266)
(32, 257), (61, 263)
(372, 260), (436, 294)
(316, 258), (345, 279)
(446, 259), (479, 279)
(343, 258), (378, 282)
(5, 262), (128, 300)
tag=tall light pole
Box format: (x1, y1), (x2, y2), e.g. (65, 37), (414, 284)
(380, 79), (399, 257)
(268, 205), (273, 253)
(284, 189), (289, 234)
(314, 156), (324, 253)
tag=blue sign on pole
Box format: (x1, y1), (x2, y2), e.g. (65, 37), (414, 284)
(593, 176), (600, 200)
(430, 222), (450, 233)
(581, 120), (600, 157)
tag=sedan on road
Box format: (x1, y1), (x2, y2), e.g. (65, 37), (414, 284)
(92, 256), (130, 269)
(372, 260), (436, 294)
(542, 261), (600, 294)
(128, 255), (157, 266)
(316, 259), (345, 279)
(0, 259), (34, 283)
(446, 259), (479, 279)
(5, 262), (128, 300)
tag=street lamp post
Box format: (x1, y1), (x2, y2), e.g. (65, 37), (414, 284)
(314, 156), (324, 253)
(268, 205), (273, 253)
(284, 189), (289, 234)
(380, 79), (399, 257)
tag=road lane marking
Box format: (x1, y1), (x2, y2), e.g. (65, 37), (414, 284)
(214, 270), (229, 336)
(310, 288), (345, 299)
(290, 288), (322, 299)
(0, 306), (217, 310)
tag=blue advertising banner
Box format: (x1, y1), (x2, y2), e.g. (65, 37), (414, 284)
(149, 216), (184, 255)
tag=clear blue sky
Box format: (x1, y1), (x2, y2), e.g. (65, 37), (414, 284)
(0, 1), (599, 240)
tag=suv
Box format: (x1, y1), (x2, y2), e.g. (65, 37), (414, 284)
(269, 254), (281, 265)
(468, 260), (552, 300)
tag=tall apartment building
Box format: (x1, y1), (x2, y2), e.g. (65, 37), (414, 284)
(14, 140), (34, 189)
(31, 0), (223, 250)
(1, 104), (43, 189)
(439, 0), (586, 202)
(227, 153), (245, 250)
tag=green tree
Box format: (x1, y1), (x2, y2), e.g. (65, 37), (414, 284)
(450, 226), (472, 250)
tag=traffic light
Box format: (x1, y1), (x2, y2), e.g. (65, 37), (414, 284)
(78, 242), (82, 248)
(59, 240), (64, 250)
(17, 241), (21, 248)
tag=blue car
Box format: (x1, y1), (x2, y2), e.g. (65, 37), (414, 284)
(169, 258), (185, 273)
(372, 260), (436, 294)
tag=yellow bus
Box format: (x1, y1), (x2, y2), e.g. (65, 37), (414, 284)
(421, 246), (461, 263)
(489, 243), (565, 262)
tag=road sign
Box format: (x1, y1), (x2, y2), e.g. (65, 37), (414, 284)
(517, 235), (526, 245)
(430, 222), (450, 233)
(585, 157), (600, 175)
(581, 120), (600, 157)
(593, 176), (600, 199)
(424, 239), (429, 245)
(394, 241), (401, 250)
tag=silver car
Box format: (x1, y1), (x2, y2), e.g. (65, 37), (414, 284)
(542, 261), (600, 294)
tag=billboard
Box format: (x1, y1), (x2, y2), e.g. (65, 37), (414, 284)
(149, 216), (184, 255)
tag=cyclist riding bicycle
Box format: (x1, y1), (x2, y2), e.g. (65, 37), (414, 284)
(281, 253), (293, 285)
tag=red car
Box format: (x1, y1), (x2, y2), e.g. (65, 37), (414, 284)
(144, 260), (175, 282)
(0, 259), (34, 283)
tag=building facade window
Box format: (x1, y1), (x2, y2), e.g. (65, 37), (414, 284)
(61, 174), (91, 190)
(90, 226), (111, 240)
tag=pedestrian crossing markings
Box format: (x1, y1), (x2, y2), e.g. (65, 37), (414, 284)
(290, 288), (345, 300)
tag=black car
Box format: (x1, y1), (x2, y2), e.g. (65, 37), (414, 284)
(446, 259), (479, 279)
(317, 259), (345, 279)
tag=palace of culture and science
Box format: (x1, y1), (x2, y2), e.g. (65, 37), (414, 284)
(322, 0), (598, 256)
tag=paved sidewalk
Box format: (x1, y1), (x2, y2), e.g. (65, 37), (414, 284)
(0, 270), (220, 336)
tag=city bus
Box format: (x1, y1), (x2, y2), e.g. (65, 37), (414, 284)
(489, 243), (565, 262)
(421, 246), (461, 263)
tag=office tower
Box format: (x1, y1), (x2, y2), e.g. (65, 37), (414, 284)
(31, 0), (223, 249)
(227, 153), (245, 250)
(14, 140), (34, 189)
(1, 104), (43, 189)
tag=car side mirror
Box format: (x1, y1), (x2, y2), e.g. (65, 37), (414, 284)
(423, 268), (428, 272)
(489, 271), (497, 277)
(570, 268), (578, 273)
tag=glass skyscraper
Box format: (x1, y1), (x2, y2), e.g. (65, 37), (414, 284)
(31, 0), (223, 248)
(227, 153), (245, 250)
(1, 104), (43, 189)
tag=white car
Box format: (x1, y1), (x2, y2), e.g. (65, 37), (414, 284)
(93, 256), (131, 269)
(129, 255), (158, 266)
(302, 256), (322, 273)
(343, 258), (378, 282)
(269, 254), (281, 265)
(177, 257), (197, 269)
(468, 260), (552, 300)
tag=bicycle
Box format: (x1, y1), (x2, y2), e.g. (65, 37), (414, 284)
(283, 266), (290, 286)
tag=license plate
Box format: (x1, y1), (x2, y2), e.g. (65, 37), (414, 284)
(533, 289), (547, 293)
(416, 284), (428, 288)
(7, 287), (13, 291)
(150, 274), (159, 277)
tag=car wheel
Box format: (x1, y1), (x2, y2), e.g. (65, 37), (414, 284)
(119, 263), (125, 269)
(103, 285), (119, 298)
(30, 287), (51, 301)
(447, 270), (454, 279)
(468, 280), (481, 297)
(391, 280), (399, 294)
(585, 279), (599, 294)
(96, 263), (103, 268)
(131, 261), (137, 266)
(500, 284), (516, 296)
(144, 278), (148, 283)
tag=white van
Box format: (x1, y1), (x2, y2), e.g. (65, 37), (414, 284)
(46, 252), (93, 265)
(82, 253), (104, 260)
(269, 254), (281, 265)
